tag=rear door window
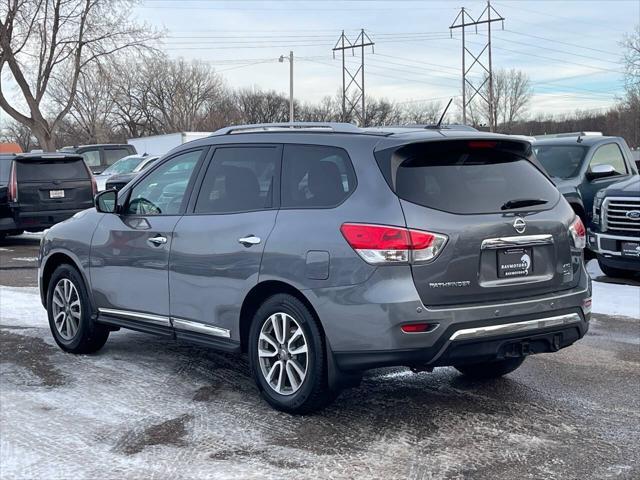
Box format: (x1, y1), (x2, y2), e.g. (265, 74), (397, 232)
(194, 146), (280, 214)
(381, 140), (559, 215)
(533, 145), (588, 179)
(16, 159), (89, 181)
(104, 148), (131, 166)
(281, 145), (356, 208)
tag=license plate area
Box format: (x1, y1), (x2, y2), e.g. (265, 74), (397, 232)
(621, 241), (640, 258)
(49, 189), (65, 199)
(497, 247), (533, 278)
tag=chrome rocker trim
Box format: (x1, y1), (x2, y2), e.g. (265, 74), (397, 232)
(449, 312), (582, 341)
(97, 309), (231, 338)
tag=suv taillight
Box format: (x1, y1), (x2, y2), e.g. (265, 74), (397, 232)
(569, 216), (586, 249)
(8, 162), (17, 202)
(340, 223), (447, 265)
(83, 163), (98, 197)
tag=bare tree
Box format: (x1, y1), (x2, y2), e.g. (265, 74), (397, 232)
(0, 0), (159, 150)
(1, 119), (36, 151)
(464, 68), (532, 132)
(234, 88), (290, 124)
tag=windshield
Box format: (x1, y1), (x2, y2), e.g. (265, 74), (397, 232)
(533, 145), (588, 179)
(101, 156), (144, 176)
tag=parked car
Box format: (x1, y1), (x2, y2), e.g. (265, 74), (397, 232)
(589, 174), (640, 277)
(94, 154), (159, 191)
(533, 134), (637, 230)
(39, 122), (591, 413)
(0, 153), (96, 238)
(59, 144), (137, 175)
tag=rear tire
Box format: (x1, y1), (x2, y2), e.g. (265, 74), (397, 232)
(248, 294), (334, 414)
(454, 357), (525, 380)
(598, 259), (637, 279)
(47, 264), (110, 354)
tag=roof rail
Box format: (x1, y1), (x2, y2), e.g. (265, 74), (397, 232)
(211, 122), (363, 136)
(534, 131), (602, 139)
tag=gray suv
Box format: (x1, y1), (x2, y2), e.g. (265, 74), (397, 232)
(39, 123), (592, 413)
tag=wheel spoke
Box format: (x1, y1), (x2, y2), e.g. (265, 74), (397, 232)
(288, 358), (306, 379)
(289, 343), (308, 356)
(259, 332), (279, 351)
(52, 293), (64, 308)
(287, 327), (302, 349)
(265, 361), (280, 383)
(280, 313), (289, 343)
(285, 361), (300, 391)
(258, 348), (278, 358)
(54, 311), (65, 325)
(271, 314), (284, 344)
(276, 360), (285, 393)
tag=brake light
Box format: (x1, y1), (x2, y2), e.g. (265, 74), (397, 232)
(340, 223), (447, 264)
(8, 162), (17, 202)
(468, 141), (498, 149)
(569, 216), (586, 249)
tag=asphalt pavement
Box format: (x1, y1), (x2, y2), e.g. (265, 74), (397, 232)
(0, 234), (639, 480)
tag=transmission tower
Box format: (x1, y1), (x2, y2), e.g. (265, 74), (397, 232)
(332, 29), (374, 126)
(450, 1), (505, 131)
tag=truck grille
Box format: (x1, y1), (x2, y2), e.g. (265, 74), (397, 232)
(602, 197), (640, 234)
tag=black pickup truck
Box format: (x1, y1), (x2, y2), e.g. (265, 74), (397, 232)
(0, 153), (96, 238)
(589, 175), (640, 277)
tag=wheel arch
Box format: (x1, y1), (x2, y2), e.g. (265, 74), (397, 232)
(41, 251), (93, 310)
(239, 280), (324, 354)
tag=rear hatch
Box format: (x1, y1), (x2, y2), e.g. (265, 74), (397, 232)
(376, 138), (582, 307)
(15, 155), (94, 213)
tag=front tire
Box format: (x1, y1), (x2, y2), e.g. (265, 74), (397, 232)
(454, 357), (525, 380)
(248, 294), (334, 414)
(47, 264), (109, 354)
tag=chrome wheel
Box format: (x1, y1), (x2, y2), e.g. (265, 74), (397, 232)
(258, 312), (308, 396)
(51, 278), (81, 341)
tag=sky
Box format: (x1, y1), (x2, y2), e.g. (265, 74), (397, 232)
(129, 0), (640, 117)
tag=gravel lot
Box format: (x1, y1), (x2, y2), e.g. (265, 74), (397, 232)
(1, 234), (639, 479)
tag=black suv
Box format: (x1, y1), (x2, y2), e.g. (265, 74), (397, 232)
(533, 134), (637, 230)
(0, 153), (96, 238)
(59, 144), (136, 175)
(590, 175), (640, 277)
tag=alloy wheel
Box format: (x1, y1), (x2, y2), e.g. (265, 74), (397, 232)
(258, 312), (309, 395)
(51, 278), (81, 341)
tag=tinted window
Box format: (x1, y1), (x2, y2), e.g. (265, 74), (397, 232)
(104, 148), (131, 166)
(81, 150), (101, 167)
(589, 143), (627, 175)
(533, 145), (588, 179)
(390, 141), (559, 214)
(281, 145), (355, 208)
(16, 159), (89, 181)
(194, 146), (279, 214)
(126, 149), (202, 215)
(0, 160), (11, 183)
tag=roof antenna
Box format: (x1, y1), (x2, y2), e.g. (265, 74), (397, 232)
(436, 98), (453, 129)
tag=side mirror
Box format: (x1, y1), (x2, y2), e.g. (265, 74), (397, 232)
(95, 189), (118, 214)
(587, 164), (616, 180)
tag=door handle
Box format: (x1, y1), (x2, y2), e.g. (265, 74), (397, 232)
(147, 235), (168, 246)
(238, 235), (261, 247)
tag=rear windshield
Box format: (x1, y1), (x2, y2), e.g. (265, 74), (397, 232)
(101, 156), (144, 176)
(377, 140), (559, 215)
(16, 159), (89, 181)
(533, 144), (588, 179)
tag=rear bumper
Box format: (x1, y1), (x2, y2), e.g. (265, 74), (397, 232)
(1, 208), (84, 232)
(333, 309), (588, 371)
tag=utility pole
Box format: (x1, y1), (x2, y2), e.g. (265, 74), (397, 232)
(332, 29), (374, 126)
(279, 51), (294, 123)
(450, 1), (504, 131)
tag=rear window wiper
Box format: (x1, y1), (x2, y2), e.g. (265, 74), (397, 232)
(501, 198), (548, 210)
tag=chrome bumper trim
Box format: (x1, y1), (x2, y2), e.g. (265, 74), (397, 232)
(172, 318), (231, 338)
(481, 234), (553, 250)
(98, 308), (171, 327)
(449, 313), (582, 341)
(589, 231), (640, 257)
